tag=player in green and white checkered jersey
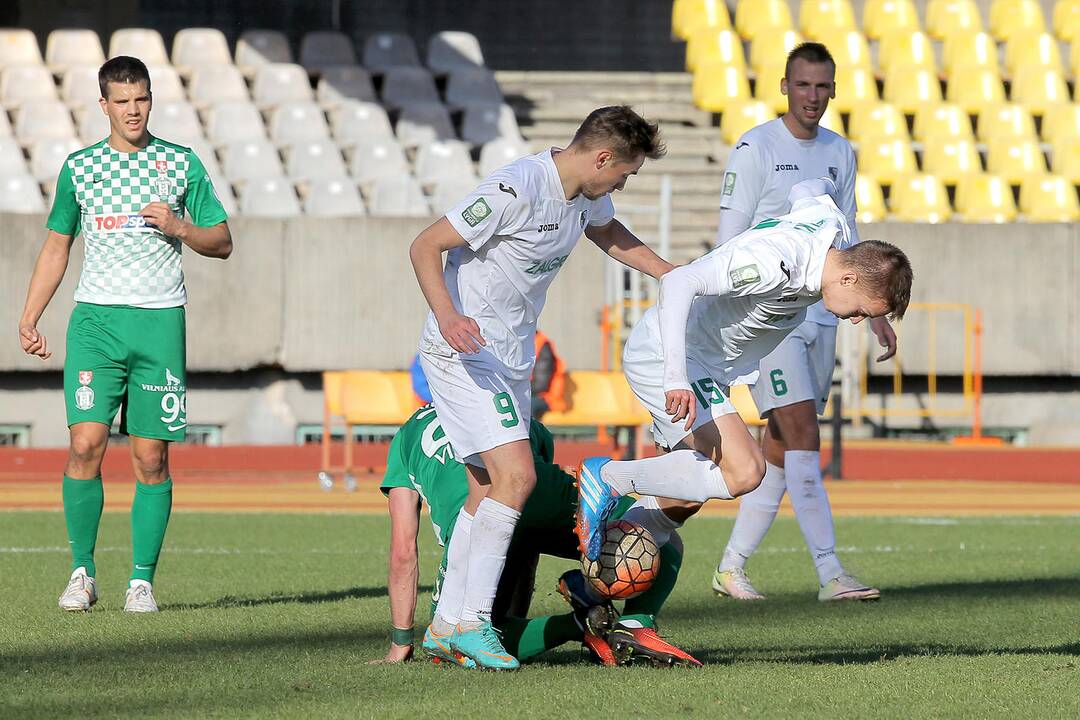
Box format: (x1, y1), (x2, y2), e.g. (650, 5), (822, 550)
(18, 56), (232, 614)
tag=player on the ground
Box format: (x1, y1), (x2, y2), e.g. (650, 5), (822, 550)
(575, 179), (912, 564)
(376, 405), (697, 667)
(713, 43), (894, 602)
(18, 56), (231, 612)
(410, 106), (672, 669)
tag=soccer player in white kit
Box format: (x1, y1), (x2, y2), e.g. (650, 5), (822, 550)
(713, 43), (897, 602)
(410, 107), (672, 670)
(575, 179), (912, 568)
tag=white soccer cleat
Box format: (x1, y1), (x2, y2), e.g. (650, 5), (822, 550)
(58, 567), (97, 611)
(712, 567), (766, 601)
(124, 581), (160, 612)
(818, 573), (881, 602)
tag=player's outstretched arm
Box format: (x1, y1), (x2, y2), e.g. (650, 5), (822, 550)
(868, 316), (898, 361)
(18, 230), (75, 360)
(139, 202), (232, 259)
(585, 220), (674, 280)
(409, 217), (485, 353)
(375, 487), (422, 664)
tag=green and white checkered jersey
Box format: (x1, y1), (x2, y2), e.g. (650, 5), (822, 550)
(47, 136), (228, 309)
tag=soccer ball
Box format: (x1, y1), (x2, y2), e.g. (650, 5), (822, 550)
(581, 520), (660, 599)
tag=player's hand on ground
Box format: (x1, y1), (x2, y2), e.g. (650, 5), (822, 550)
(438, 311), (486, 354)
(665, 388), (696, 430)
(368, 643), (414, 664)
(139, 202), (185, 237)
(869, 316), (897, 362)
(19, 324), (51, 360)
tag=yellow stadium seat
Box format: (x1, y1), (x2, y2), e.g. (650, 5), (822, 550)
(673, 0), (732, 40)
(1004, 32), (1064, 76)
(922, 138), (983, 184)
(799, 0), (857, 40)
(1011, 66), (1070, 115)
(1054, 0), (1080, 41)
(831, 65), (879, 113)
(883, 67), (942, 114)
(755, 63), (789, 113)
(749, 29), (802, 73)
(686, 28), (746, 72)
(942, 31), (998, 75)
(692, 62), (751, 112)
(912, 103), (974, 141)
(847, 102), (909, 142)
(977, 103), (1038, 142)
(927, 0), (983, 40)
(720, 100), (775, 143)
(735, 0), (794, 41)
(341, 370), (416, 425)
(855, 175), (887, 222)
(1051, 138), (1080, 182)
(818, 104), (845, 135)
(987, 138), (1049, 183)
(990, 0), (1046, 41)
(814, 29), (873, 71)
(857, 138), (917, 185)
(889, 174), (952, 222)
(1019, 174), (1080, 220)
(946, 67), (1006, 113)
(863, 0), (921, 41)
(954, 173), (1018, 222)
(1041, 103), (1080, 144)
(729, 384), (766, 427)
(541, 371), (652, 428)
(879, 31), (938, 75)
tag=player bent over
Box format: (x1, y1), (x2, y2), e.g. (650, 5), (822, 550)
(576, 180), (911, 561)
(410, 107), (672, 669)
(378, 406), (698, 667)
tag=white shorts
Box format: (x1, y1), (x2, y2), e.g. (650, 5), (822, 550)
(418, 347), (531, 465)
(749, 321), (837, 418)
(622, 324), (738, 451)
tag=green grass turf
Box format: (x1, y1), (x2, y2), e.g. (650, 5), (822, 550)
(1, 511), (1078, 719)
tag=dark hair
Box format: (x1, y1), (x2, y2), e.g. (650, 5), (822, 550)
(785, 42), (836, 78)
(98, 56), (151, 99)
(570, 106), (666, 162)
(841, 240), (912, 321)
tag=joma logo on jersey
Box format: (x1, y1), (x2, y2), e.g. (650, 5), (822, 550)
(525, 254), (569, 276)
(537, 222), (559, 232)
(774, 163), (800, 171)
(93, 214), (149, 230)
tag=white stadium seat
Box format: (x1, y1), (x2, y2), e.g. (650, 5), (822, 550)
(206, 100), (267, 147)
(171, 28), (232, 76)
(317, 65), (377, 106)
(77, 106), (110, 145)
(46, 29), (105, 74)
(380, 67), (440, 110)
(331, 100), (394, 146)
(61, 65), (102, 107)
(223, 138), (285, 183)
(188, 65), (250, 107)
(15, 101), (76, 144)
(0, 29), (44, 68)
(414, 139), (478, 187)
(461, 103), (522, 146)
(299, 31), (357, 72)
(31, 137), (81, 182)
(147, 101), (202, 143)
(235, 30), (292, 78)
(109, 29), (170, 65)
(2, 65), (59, 109)
(304, 177), (366, 216)
(239, 175), (301, 217)
(431, 176), (480, 214)
(147, 65), (186, 103)
(362, 32), (421, 71)
(0, 173), (46, 213)
(349, 137), (411, 188)
(0, 139), (30, 176)
(369, 173), (430, 216)
(426, 31), (485, 74)
(269, 101), (330, 144)
(0, 108), (13, 137)
(395, 102), (455, 149)
(480, 137), (531, 176)
(444, 68), (503, 110)
(253, 63), (314, 108)
(285, 138), (348, 181)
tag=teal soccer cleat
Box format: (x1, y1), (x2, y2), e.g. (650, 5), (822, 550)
(451, 621), (519, 671)
(422, 625), (476, 668)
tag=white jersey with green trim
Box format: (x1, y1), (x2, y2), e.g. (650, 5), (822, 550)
(420, 148), (615, 379)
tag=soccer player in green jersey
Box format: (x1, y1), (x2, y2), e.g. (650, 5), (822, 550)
(18, 56), (232, 612)
(377, 406), (699, 667)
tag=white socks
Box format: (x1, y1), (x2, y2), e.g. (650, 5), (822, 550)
(785, 450), (844, 584)
(720, 461), (786, 571)
(620, 495), (683, 547)
(433, 508), (473, 629)
(460, 497), (521, 625)
(601, 449), (734, 503)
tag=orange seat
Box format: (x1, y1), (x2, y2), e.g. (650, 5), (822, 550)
(341, 370), (416, 425)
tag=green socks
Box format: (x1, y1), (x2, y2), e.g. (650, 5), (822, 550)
(62, 475), (104, 577)
(499, 613), (581, 662)
(130, 477), (173, 583)
(622, 542), (684, 627)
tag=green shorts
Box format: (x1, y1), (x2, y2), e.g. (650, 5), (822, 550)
(64, 302), (187, 441)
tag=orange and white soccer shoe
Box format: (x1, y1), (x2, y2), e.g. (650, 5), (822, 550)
(58, 567), (97, 611)
(608, 625), (702, 668)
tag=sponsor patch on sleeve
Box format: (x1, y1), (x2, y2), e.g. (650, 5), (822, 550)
(723, 171), (736, 196)
(461, 197), (493, 227)
(729, 264), (760, 288)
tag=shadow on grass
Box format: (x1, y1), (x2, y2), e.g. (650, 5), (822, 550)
(694, 642), (1080, 666)
(168, 584), (433, 611)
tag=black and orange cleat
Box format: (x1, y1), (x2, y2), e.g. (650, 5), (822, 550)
(578, 605), (619, 667)
(608, 625), (702, 668)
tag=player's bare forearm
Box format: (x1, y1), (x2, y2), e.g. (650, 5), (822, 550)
(179, 221), (232, 259)
(387, 489), (421, 632)
(869, 315), (898, 361)
(410, 219), (486, 353)
(586, 220), (673, 280)
(20, 231), (73, 330)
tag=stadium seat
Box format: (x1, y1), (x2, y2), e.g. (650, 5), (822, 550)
(77, 105), (110, 144)
(30, 137), (80, 182)
(691, 62), (751, 112)
(926, 0), (983, 40)
(813, 29), (872, 71)
(339, 371), (417, 426)
(285, 138), (348, 181)
(430, 176), (479, 214)
(0, 139), (29, 176)
(687, 28), (745, 73)
(317, 66), (377, 106)
(848, 103), (908, 142)
(854, 175), (887, 222)
(912, 103), (974, 142)
(331, 100), (394, 146)
(223, 138), (285, 183)
(304, 177), (366, 216)
(818, 104), (844, 136)
(269, 101), (330, 144)
(748, 29), (800, 74)
(1011, 66), (1070, 116)
(414, 139), (478, 187)
(879, 31), (937, 76)
(171, 28), (232, 76)
(362, 32), (421, 72)
(253, 63), (314, 108)
(1041, 103), (1080, 144)
(754, 63), (788, 113)
(235, 30), (292, 78)
(921, 138), (983, 184)
(109, 28), (169, 65)
(480, 136), (531, 176)
(427, 31), (486, 74)
(986, 138), (1049, 183)
(883, 68), (942, 115)
(14, 100), (76, 144)
(380, 67), (440, 110)
(147, 100), (202, 142)
(945, 67), (1005, 113)
(461, 102), (522, 146)
(1054, 0), (1080, 41)
(977, 104), (1037, 142)
(720, 100), (774, 144)
(46, 30), (105, 74)
(60, 65), (102, 107)
(857, 138), (917, 185)
(541, 371), (652, 428)
(369, 173), (430, 216)
(189, 65), (249, 107)
(889, 173), (952, 222)
(299, 31), (357, 73)
(0, 108), (11, 137)
(2, 65), (59, 109)
(954, 173), (1017, 222)
(799, 0), (857, 39)
(735, 0), (794, 40)
(205, 100), (266, 147)
(1004, 32), (1064, 76)
(445, 67), (503, 110)
(1019, 174), (1080, 220)
(239, 176), (301, 217)
(349, 137), (410, 187)
(395, 102), (456, 149)
(831, 65), (878, 113)
(942, 31), (998, 75)
(0, 173), (45, 213)
(863, 0), (921, 40)
(147, 65), (185, 103)
(989, 0), (1046, 41)
(673, 0), (732, 40)
(1051, 137), (1080, 182)
(0, 29), (43, 68)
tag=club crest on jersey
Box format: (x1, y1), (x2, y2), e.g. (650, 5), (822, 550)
(579, 210), (587, 228)
(74, 385), (94, 411)
(723, 171), (736, 196)
(729, 264), (761, 288)
(78, 370), (93, 386)
(828, 166), (838, 181)
(155, 160), (168, 173)
(462, 198), (492, 227)
(155, 176), (171, 198)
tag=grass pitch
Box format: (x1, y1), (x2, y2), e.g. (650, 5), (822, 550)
(1, 510), (1078, 719)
